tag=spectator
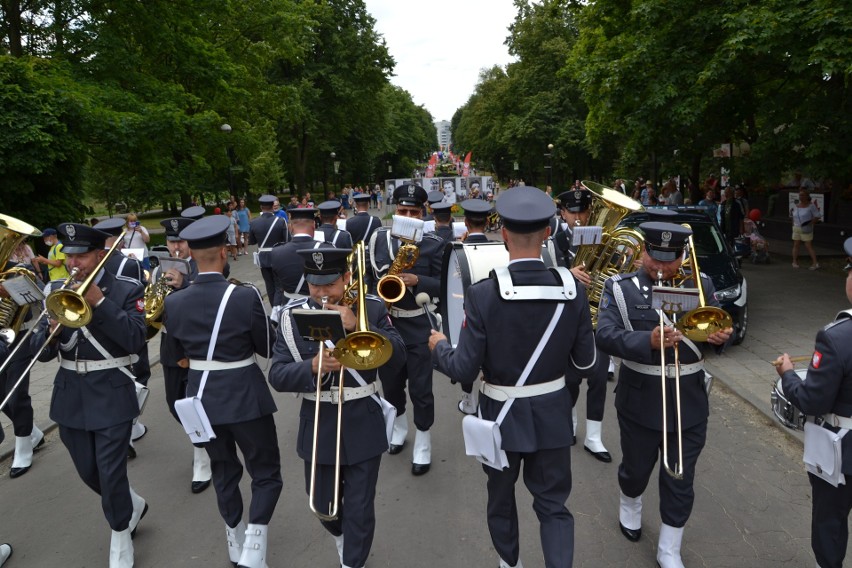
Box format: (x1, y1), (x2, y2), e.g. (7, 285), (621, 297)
(225, 208), (239, 260)
(791, 189), (822, 270)
(235, 198), (251, 255)
(640, 181), (656, 206)
(288, 196), (299, 209)
(34, 228), (70, 281)
(698, 189), (719, 222)
(273, 198), (289, 221)
(719, 187), (746, 246)
(10, 240), (36, 267)
(123, 213), (151, 270)
(371, 186), (378, 209)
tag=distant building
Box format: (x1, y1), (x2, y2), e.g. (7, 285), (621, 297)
(435, 120), (451, 151)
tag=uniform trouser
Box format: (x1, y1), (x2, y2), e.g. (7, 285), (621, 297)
(260, 267), (275, 306)
(484, 446), (574, 568)
(381, 342), (434, 431)
(617, 413), (707, 527)
(0, 355), (35, 437)
(59, 422), (134, 531)
(306, 455), (382, 568)
(569, 347), (608, 421)
(809, 472), (852, 568)
(162, 364), (188, 423)
(205, 415), (283, 527)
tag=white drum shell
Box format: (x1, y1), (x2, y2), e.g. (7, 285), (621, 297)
(771, 369), (807, 430)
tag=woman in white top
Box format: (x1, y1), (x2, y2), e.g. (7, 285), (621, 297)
(123, 213), (151, 269)
(790, 189), (822, 270)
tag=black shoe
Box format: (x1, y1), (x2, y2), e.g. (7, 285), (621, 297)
(9, 465), (30, 478)
(571, 435), (577, 446)
(619, 522), (641, 542)
(607, 371), (615, 382)
(128, 444), (137, 459)
(388, 442), (405, 455)
(411, 463), (431, 476)
(131, 424), (148, 442)
(131, 503), (149, 539)
(584, 445), (613, 463)
(191, 479), (211, 494)
(33, 436), (45, 452)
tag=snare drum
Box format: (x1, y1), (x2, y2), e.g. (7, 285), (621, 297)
(439, 240), (558, 347)
(771, 369), (807, 430)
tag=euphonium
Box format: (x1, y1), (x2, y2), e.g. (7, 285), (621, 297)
(573, 181), (645, 327)
(144, 251), (179, 338)
(0, 214), (43, 337)
(376, 239), (419, 305)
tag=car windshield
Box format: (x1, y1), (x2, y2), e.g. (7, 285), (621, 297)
(689, 222), (726, 256)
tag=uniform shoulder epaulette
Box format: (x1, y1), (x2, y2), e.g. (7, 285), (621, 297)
(272, 241), (286, 249)
(364, 293), (383, 304)
(421, 232), (443, 243)
(115, 274), (142, 286)
(826, 309), (852, 331)
(283, 297), (309, 310)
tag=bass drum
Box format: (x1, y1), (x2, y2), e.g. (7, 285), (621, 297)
(771, 369), (807, 430)
(439, 240), (558, 347)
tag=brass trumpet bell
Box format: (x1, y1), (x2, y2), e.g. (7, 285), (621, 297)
(45, 291), (92, 327)
(334, 331), (392, 371)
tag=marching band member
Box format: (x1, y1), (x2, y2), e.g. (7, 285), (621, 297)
(553, 189), (613, 462)
(421, 190), (444, 234)
(430, 201), (455, 243)
(775, 237), (852, 568)
(346, 193), (382, 245)
(268, 247), (406, 568)
(429, 187), (597, 568)
(93, 218), (150, 457)
(154, 215), (212, 493)
(34, 223), (148, 568)
(163, 215), (281, 568)
(368, 183), (444, 476)
(269, 207), (326, 309)
(317, 200), (354, 249)
(248, 194), (290, 303)
(596, 222), (731, 568)
(0, 332), (13, 565)
(0, 239), (45, 479)
(454, 198), (491, 415)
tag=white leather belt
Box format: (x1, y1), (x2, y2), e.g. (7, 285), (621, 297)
(823, 413), (852, 429)
(304, 382), (378, 403)
(60, 356), (135, 374)
(480, 377), (566, 402)
(188, 358), (254, 371)
(622, 360), (704, 378)
(389, 306), (425, 318)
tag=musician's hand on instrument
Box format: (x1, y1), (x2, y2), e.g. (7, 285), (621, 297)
(312, 350), (341, 374)
(428, 329), (447, 351)
(569, 266), (591, 286)
(774, 353), (794, 375)
(165, 268), (184, 289)
(706, 326), (733, 346)
(82, 283), (104, 307)
(651, 325), (681, 350)
(325, 303), (357, 332)
(399, 273), (419, 288)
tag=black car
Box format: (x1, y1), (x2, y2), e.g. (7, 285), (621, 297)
(618, 206), (748, 345)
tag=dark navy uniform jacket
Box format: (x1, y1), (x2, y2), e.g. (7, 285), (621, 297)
(552, 224), (577, 268)
(367, 228), (444, 344)
(464, 233), (489, 244)
(317, 223), (353, 250)
(269, 235), (326, 305)
(434, 224), (455, 243)
(107, 252), (145, 284)
(345, 212), (382, 245)
(38, 271), (146, 430)
(248, 212), (289, 268)
(432, 260), (597, 452)
(596, 269), (721, 431)
(163, 273), (276, 425)
(268, 295), (406, 465)
(782, 310), (852, 473)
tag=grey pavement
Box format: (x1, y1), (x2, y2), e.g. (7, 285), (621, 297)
(0, 219), (849, 566)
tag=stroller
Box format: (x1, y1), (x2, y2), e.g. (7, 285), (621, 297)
(743, 219), (770, 264)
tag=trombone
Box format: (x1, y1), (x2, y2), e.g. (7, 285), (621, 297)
(308, 243), (393, 520)
(657, 269), (684, 480)
(0, 231), (126, 413)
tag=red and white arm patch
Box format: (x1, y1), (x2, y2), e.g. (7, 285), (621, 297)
(462, 313), (467, 328)
(812, 350), (823, 369)
(136, 298), (145, 312)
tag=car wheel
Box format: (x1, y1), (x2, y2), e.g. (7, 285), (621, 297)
(733, 304), (748, 345)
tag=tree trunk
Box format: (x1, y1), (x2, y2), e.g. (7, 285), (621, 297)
(690, 154), (703, 203)
(3, 0), (24, 57)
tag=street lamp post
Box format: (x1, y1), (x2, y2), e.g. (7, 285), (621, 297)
(221, 124), (234, 199)
(545, 143), (554, 188)
(330, 152), (340, 195)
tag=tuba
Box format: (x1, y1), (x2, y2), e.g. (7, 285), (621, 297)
(0, 214), (43, 337)
(572, 181), (645, 327)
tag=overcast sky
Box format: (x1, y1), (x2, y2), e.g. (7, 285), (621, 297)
(364, 0), (518, 123)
